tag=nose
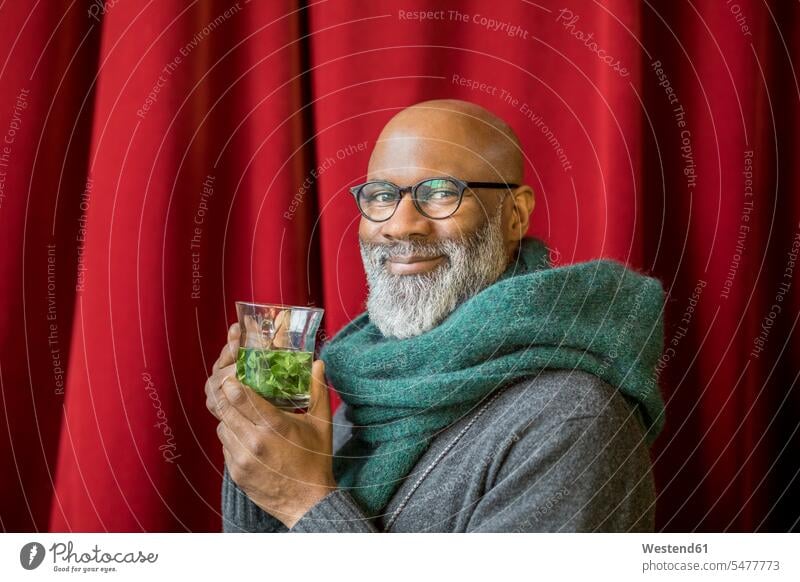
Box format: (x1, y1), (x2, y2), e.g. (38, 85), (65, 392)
(379, 191), (434, 240)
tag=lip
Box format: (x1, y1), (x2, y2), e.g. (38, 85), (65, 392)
(387, 254), (443, 264)
(386, 254), (445, 275)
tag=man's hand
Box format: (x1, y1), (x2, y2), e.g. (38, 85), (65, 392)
(205, 323), (241, 421)
(205, 323), (336, 528)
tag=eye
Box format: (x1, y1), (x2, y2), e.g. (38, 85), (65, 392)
(361, 183), (398, 204)
(367, 191), (397, 203)
(428, 188), (459, 200)
(419, 180), (460, 201)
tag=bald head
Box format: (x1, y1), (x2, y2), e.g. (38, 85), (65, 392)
(368, 99), (523, 185)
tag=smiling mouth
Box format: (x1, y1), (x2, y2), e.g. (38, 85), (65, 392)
(384, 254), (446, 275)
(387, 254), (443, 264)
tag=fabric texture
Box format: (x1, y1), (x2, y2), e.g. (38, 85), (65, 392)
(222, 369), (657, 532)
(319, 236), (666, 517)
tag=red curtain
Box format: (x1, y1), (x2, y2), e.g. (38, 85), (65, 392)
(1, 0), (797, 532)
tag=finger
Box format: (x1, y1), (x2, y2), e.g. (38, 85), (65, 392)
(213, 339), (239, 372)
(243, 315), (262, 341)
(217, 421), (248, 460)
(214, 384), (252, 436)
(306, 360), (331, 426)
(205, 364), (236, 419)
(221, 376), (286, 431)
(227, 322), (240, 343)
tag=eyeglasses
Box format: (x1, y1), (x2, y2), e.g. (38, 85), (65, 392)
(349, 176), (519, 222)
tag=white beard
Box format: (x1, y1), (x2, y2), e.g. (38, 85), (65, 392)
(359, 207), (509, 339)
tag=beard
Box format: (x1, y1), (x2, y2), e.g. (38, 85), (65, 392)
(358, 206), (510, 339)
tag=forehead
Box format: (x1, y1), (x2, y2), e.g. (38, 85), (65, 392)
(366, 133), (501, 184)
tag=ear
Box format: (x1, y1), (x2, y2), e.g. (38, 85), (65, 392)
(506, 185), (535, 242)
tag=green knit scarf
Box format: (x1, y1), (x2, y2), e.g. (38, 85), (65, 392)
(319, 236), (666, 517)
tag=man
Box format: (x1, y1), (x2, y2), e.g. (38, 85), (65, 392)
(205, 99), (666, 532)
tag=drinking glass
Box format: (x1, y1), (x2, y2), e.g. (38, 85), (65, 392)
(234, 301), (324, 411)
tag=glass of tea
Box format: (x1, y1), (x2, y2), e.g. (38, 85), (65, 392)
(234, 301), (324, 412)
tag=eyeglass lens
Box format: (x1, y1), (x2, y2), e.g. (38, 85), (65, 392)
(358, 178), (462, 220)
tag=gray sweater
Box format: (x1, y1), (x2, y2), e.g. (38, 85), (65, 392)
(221, 369), (657, 532)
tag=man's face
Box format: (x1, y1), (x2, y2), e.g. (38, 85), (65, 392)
(357, 131), (516, 339)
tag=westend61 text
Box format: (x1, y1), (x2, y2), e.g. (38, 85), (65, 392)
(643, 543), (708, 553)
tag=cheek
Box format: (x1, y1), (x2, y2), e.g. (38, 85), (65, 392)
(358, 219), (379, 242)
(357, 214), (486, 243)
(437, 214), (485, 240)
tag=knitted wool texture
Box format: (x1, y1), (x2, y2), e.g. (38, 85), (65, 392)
(319, 236), (666, 517)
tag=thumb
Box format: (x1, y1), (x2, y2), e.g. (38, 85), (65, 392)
(306, 359), (331, 425)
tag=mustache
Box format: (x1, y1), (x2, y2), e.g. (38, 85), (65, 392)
(361, 240), (452, 264)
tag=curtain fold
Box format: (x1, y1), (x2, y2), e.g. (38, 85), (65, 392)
(0, 0), (797, 532)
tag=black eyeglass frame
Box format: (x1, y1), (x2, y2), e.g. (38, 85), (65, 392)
(349, 176), (520, 222)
